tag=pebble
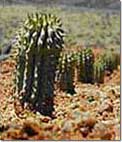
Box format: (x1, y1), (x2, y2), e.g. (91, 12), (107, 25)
(80, 127), (89, 137)
(69, 102), (80, 109)
(61, 120), (74, 132)
(99, 100), (113, 114)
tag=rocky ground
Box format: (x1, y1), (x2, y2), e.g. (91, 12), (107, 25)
(0, 59), (120, 140)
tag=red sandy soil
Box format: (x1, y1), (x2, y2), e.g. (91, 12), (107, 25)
(0, 58), (120, 140)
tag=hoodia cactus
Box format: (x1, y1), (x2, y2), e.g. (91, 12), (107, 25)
(94, 57), (105, 83)
(73, 52), (82, 82)
(102, 49), (120, 73)
(14, 13), (65, 116)
(56, 52), (75, 94)
(78, 48), (94, 83)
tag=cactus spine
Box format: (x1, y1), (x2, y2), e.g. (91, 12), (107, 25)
(15, 13), (65, 116)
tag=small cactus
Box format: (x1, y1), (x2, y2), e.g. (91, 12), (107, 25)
(93, 49), (120, 83)
(14, 13), (65, 116)
(79, 48), (94, 83)
(56, 52), (75, 94)
(94, 57), (105, 83)
(102, 49), (120, 73)
(73, 52), (82, 82)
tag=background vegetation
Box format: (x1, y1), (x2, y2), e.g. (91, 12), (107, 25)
(0, 4), (120, 52)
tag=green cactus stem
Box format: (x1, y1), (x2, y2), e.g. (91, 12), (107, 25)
(102, 49), (120, 73)
(94, 57), (105, 83)
(14, 13), (65, 116)
(79, 48), (94, 83)
(56, 52), (75, 94)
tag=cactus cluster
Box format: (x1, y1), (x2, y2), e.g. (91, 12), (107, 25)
(56, 47), (120, 87)
(14, 13), (65, 116)
(56, 48), (95, 91)
(13, 12), (120, 117)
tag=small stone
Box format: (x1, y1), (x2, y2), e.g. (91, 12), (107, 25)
(101, 119), (119, 127)
(56, 111), (64, 117)
(72, 109), (82, 123)
(99, 100), (113, 114)
(83, 117), (96, 128)
(41, 116), (51, 123)
(94, 122), (106, 132)
(80, 127), (89, 137)
(101, 131), (113, 140)
(61, 120), (74, 132)
(69, 102), (80, 109)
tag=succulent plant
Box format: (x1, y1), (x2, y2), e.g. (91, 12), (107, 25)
(94, 57), (105, 83)
(93, 48), (120, 83)
(14, 13), (65, 116)
(56, 47), (96, 90)
(56, 48), (95, 87)
(56, 52), (75, 94)
(56, 48), (120, 86)
(73, 52), (82, 82)
(102, 49), (120, 73)
(78, 48), (94, 83)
